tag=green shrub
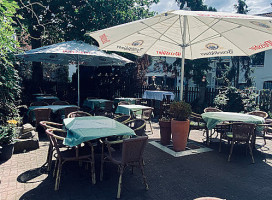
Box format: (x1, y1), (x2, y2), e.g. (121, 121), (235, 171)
(169, 101), (192, 121)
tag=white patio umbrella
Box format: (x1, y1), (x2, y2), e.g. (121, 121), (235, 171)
(86, 10), (272, 100)
(17, 40), (132, 106)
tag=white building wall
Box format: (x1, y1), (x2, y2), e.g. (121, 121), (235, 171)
(252, 49), (272, 89)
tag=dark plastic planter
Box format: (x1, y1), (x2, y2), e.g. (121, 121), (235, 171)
(0, 143), (14, 161)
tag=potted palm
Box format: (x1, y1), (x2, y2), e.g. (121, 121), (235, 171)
(169, 101), (192, 151)
(159, 107), (171, 145)
(0, 120), (18, 161)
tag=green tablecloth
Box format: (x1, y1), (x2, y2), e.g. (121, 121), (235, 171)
(63, 116), (135, 147)
(27, 105), (78, 120)
(115, 105), (152, 116)
(82, 99), (109, 110)
(201, 112), (265, 130)
(35, 96), (59, 102)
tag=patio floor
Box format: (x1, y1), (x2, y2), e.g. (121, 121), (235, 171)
(1, 122), (272, 200)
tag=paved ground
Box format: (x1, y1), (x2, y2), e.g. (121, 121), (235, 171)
(1, 122), (272, 200)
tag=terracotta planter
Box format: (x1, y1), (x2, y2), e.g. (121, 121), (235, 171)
(0, 143), (14, 161)
(171, 119), (190, 151)
(159, 120), (171, 145)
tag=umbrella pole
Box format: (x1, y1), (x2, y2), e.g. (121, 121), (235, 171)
(180, 16), (187, 101)
(77, 57), (80, 107)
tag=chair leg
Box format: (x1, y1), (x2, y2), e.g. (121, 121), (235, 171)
(139, 161), (149, 190)
(90, 146), (96, 184)
(149, 121), (153, 135)
(53, 159), (58, 178)
(248, 142), (255, 164)
(100, 144), (104, 181)
(55, 160), (62, 191)
(46, 144), (53, 172)
(117, 166), (124, 199)
(228, 141), (234, 162)
(219, 133), (222, 152)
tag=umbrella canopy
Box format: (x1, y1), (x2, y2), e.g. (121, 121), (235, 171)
(17, 40), (133, 106)
(86, 10), (272, 100)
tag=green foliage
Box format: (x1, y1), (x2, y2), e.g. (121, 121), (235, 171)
(169, 101), (192, 121)
(175, 0), (216, 11)
(16, 0), (159, 44)
(0, 0), (21, 124)
(0, 120), (18, 145)
(173, 58), (211, 86)
(234, 0), (249, 14)
(214, 86), (258, 112)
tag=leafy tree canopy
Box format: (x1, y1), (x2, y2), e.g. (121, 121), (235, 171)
(0, 0), (21, 124)
(175, 0), (216, 11)
(15, 0), (159, 45)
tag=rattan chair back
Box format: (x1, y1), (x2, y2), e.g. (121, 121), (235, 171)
(118, 101), (129, 105)
(231, 122), (256, 141)
(204, 107), (222, 112)
(30, 108), (52, 127)
(52, 101), (69, 105)
(248, 111), (268, 119)
(114, 115), (131, 124)
(125, 119), (146, 136)
(122, 136), (148, 164)
(67, 111), (91, 118)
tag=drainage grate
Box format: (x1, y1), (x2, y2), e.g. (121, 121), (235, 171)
(149, 140), (213, 157)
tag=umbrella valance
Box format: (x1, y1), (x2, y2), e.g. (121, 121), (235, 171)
(86, 10), (272, 100)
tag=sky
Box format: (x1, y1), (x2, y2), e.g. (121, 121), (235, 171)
(150, 0), (272, 15)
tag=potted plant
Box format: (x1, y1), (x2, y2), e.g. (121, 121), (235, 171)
(159, 108), (171, 145)
(0, 120), (18, 161)
(169, 101), (192, 151)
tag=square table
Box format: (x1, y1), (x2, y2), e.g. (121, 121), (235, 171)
(27, 105), (78, 120)
(35, 96), (59, 103)
(201, 112), (265, 145)
(142, 90), (175, 101)
(201, 112), (265, 130)
(82, 99), (110, 110)
(115, 105), (152, 116)
(63, 116), (135, 147)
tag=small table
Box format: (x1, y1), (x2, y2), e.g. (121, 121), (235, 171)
(115, 105), (152, 116)
(201, 112), (265, 145)
(63, 116), (135, 147)
(142, 90), (175, 101)
(35, 96), (59, 104)
(27, 105), (78, 120)
(202, 112), (265, 130)
(82, 99), (110, 110)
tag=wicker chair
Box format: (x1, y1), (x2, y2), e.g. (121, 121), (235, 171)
(55, 106), (79, 122)
(118, 101), (130, 105)
(247, 110), (268, 119)
(204, 107), (222, 113)
(141, 108), (154, 135)
(114, 115), (131, 124)
(125, 119), (146, 136)
(29, 108), (52, 127)
(40, 121), (66, 172)
(189, 112), (209, 141)
(52, 101), (70, 105)
(30, 101), (49, 106)
(67, 111), (92, 118)
(219, 122), (256, 163)
(45, 129), (96, 190)
(100, 136), (149, 199)
(101, 101), (114, 117)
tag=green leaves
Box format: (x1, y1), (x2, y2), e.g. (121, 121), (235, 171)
(0, 0), (21, 124)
